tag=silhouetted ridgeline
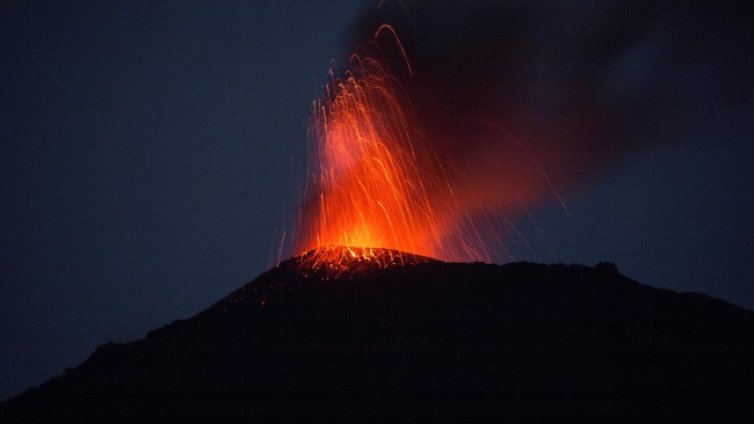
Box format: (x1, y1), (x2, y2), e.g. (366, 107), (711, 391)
(2, 255), (754, 422)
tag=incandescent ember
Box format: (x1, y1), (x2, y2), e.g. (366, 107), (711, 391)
(293, 26), (493, 263)
(292, 245), (437, 279)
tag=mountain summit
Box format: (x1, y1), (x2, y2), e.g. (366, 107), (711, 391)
(3, 250), (754, 422)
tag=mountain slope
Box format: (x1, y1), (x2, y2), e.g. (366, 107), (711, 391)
(3, 251), (754, 422)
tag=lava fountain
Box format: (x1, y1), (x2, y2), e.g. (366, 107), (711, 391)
(293, 25), (493, 264)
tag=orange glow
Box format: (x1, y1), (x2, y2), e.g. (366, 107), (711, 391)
(294, 27), (492, 263)
(295, 246), (434, 278)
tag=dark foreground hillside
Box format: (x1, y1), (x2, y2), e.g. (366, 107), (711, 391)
(3, 252), (754, 422)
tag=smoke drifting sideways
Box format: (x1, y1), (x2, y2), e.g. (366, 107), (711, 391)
(291, 0), (754, 263)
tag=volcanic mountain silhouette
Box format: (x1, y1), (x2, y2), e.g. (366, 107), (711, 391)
(3, 247), (754, 422)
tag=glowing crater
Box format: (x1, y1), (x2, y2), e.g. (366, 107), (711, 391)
(293, 246), (437, 279)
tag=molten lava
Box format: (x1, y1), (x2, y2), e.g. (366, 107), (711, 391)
(294, 26), (492, 264)
(294, 246), (435, 279)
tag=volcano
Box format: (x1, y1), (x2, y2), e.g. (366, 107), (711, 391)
(2, 247), (754, 422)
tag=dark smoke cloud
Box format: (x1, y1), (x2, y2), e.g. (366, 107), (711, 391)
(345, 0), (754, 214)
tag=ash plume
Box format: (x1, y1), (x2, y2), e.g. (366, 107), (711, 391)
(340, 0), (753, 247)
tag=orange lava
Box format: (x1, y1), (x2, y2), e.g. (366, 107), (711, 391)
(294, 26), (491, 263)
(294, 246), (434, 278)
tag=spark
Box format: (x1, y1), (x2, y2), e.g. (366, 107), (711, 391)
(294, 27), (491, 264)
(291, 25), (563, 270)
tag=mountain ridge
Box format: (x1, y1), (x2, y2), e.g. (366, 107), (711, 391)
(3, 253), (754, 422)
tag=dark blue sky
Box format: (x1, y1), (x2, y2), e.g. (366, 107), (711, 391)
(2, 1), (752, 400)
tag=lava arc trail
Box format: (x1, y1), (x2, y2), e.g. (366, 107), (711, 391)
(294, 26), (493, 263)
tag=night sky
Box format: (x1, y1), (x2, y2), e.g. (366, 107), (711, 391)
(2, 1), (752, 400)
